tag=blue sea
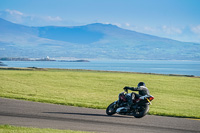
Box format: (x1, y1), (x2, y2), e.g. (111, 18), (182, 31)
(1, 60), (200, 76)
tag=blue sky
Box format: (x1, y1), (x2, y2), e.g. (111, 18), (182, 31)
(0, 0), (200, 43)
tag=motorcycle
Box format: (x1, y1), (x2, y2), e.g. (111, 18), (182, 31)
(106, 90), (154, 118)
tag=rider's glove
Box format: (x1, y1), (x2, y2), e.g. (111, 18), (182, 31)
(123, 86), (129, 92)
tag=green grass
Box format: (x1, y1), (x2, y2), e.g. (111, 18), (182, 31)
(0, 68), (200, 118)
(0, 125), (93, 133)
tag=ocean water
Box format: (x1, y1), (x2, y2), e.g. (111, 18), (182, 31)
(2, 60), (200, 76)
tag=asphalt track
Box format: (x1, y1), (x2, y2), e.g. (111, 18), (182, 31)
(0, 98), (199, 133)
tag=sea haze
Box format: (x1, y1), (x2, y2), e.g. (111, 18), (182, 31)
(2, 60), (200, 76)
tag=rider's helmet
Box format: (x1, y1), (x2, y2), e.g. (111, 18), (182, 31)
(138, 82), (145, 87)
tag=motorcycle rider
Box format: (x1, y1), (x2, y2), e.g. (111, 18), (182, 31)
(123, 82), (150, 110)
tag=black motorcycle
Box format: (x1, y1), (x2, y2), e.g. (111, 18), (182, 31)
(106, 90), (154, 118)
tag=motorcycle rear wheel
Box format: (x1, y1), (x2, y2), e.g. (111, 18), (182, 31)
(134, 103), (149, 118)
(106, 102), (117, 116)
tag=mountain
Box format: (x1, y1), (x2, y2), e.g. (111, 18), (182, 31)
(0, 18), (200, 60)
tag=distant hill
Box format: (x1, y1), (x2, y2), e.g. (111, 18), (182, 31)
(0, 18), (200, 60)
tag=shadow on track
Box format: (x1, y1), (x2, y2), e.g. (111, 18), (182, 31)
(43, 112), (132, 118)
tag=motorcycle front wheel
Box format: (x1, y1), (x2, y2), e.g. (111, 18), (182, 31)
(134, 103), (149, 118)
(106, 102), (117, 116)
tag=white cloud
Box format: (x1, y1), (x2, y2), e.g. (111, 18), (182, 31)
(0, 9), (64, 26)
(113, 23), (121, 27)
(102, 22), (122, 27)
(191, 25), (200, 34)
(122, 24), (199, 42)
(143, 26), (158, 33)
(125, 23), (130, 27)
(5, 9), (24, 16)
(162, 25), (182, 34)
(102, 22), (110, 24)
(45, 16), (62, 22)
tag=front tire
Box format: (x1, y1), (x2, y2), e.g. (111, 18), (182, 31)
(106, 102), (117, 116)
(134, 103), (149, 118)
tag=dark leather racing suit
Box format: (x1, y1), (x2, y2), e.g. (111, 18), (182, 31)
(124, 86), (150, 107)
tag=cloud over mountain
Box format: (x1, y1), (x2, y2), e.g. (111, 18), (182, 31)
(0, 9), (65, 26)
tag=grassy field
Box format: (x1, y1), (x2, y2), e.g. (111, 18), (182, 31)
(0, 68), (200, 118)
(0, 125), (93, 133)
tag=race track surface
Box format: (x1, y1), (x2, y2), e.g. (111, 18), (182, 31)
(0, 98), (199, 133)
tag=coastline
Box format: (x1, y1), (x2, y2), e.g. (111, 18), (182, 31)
(1, 59), (200, 77)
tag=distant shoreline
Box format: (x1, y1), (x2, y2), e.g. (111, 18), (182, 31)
(1, 59), (199, 77)
(0, 57), (90, 62)
(1, 57), (200, 62)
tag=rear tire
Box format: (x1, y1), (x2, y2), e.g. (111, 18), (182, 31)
(134, 103), (149, 118)
(106, 102), (117, 116)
